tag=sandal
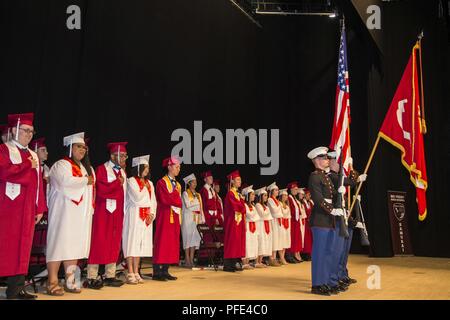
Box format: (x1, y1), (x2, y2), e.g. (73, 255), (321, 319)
(134, 273), (145, 284)
(46, 283), (64, 296)
(126, 273), (138, 285)
(64, 283), (81, 294)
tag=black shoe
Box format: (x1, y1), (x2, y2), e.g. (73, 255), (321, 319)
(152, 275), (168, 281)
(326, 285), (340, 295)
(311, 286), (331, 296)
(103, 277), (124, 287)
(85, 279), (104, 290)
(286, 257), (297, 264)
(165, 274), (178, 280)
(346, 277), (357, 284)
(338, 280), (350, 288)
(223, 267), (236, 273)
(331, 284), (347, 293)
(6, 289), (37, 300)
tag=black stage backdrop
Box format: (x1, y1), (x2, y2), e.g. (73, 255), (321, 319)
(1, 0), (449, 257)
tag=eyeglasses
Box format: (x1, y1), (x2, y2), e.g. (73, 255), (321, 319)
(19, 128), (36, 135)
(118, 154), (128, 159)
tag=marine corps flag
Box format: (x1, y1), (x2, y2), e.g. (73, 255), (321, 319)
(378, 40), (428, 220)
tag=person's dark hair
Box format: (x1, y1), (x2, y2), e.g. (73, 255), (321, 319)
(257, 194), (268, 205)
(245, 193), (253, 205)
(131, 164), (149, 179)
(63, 145), (93, 176)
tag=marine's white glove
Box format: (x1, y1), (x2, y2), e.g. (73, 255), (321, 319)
(347, 157), (353, 167)
(357, 174), (368, 183)
(338, 186), (346, 195)
(331, 208), (344, 216)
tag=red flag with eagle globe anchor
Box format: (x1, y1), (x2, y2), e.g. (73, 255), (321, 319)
(378, 41), (428, 221)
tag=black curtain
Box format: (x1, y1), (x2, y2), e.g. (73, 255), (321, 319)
(1, 0), (449, 257)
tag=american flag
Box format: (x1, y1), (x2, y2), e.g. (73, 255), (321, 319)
(330, 22), (351, 173)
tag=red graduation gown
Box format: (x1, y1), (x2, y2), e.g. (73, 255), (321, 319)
(287, 195), (303, 253)
(302, 199), (313, 254)
(153, 176), (182, 264)
(223, 189), (246, 259)
(88, 163), (126, 265)
(0, 144), (47, 277)
(216, 195), (224, 226)
(200, 185), (219, 227)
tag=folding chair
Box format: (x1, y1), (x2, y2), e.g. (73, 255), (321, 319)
(211, 225), (225, 267)
(196, 224), (222, 271)
(27, 218), (49, 293)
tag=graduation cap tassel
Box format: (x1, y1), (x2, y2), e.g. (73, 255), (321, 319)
(15, 117), (20, 141)
(69, 138), (73, 158)
(117, 145), (120, 167)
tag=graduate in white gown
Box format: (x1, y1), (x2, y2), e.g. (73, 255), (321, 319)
(181, 173), (205, 268)
(254, 187), (272, 268)
(279, 189), (291, 265)
(267, 182), (283, 266)
(46, 132), (95, 294)
(242, 185), (259, 269)
(122, 155), (156, 285)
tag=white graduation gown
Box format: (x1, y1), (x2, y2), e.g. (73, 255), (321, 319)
(281, 203), (291, 249)
(181, 190), (204, 249)
(268, 197), (284, 251)
(123, 177), (157, 258)
(255, 203), (272, 257)
(46, 160), (94, 262)
(245, 203), (260, 260)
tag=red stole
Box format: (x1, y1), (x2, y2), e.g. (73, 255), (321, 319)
(135, 177), (152, 226)
(64, 157), (84, 205)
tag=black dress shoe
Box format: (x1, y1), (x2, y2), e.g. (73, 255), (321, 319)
(7, 289), (37, 300)
(338, 280), (350, 288)
(286, 257), (297, 264)
(103, 277), (124, 287)
(311, 286), (331, 296)
(331, 284), (347, 292)
(293, 257), (303, 263)
(223, 267), (236, 272)
(85, 279), (104, 290)
(165, 274), (177, 280)
(326, 285), (340, 295)
(152, 275), (168, 281)
(346, 277), (357, 284)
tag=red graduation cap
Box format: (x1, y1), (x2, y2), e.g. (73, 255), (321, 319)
(201, 170), (212, 179)
(8, 113), (34, 128)
(107, 142), (128, 154)
(304, 188), (310, 194)
(30, 138), (46, 152)
(226, 170), (240, 181)
(162, 156), (180, 168)
(287, 181), (299, 190)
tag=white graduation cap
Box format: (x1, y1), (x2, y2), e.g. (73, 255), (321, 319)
(183, 173), (196, 188)
(63, 132), (85, 158)
(132, 155), (150, 175)
(267, 182), (278, 191)
(307, 146), (329, 160)
(132, 155), (150, 167)
(241, 185), (254, 196)
(254, 187), (267, 196)
(279, 188), (288, 196)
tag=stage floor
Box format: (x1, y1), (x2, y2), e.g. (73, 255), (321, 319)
(1, 254), (450, 300)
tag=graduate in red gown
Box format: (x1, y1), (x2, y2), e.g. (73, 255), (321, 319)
(286, 181), (304, 263)
(87, 142), (128, 289)
(213, 179), (224, 226)
(301, 188), (314, 260)
(0, 113), (47, 299)
(152, 156), (182, 281)
(29, 138), (50, 266)
(199, 170), (220, 227)
(223, 170), (246, 272)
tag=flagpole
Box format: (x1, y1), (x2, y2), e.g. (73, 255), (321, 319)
(349, 135), (381, 214)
